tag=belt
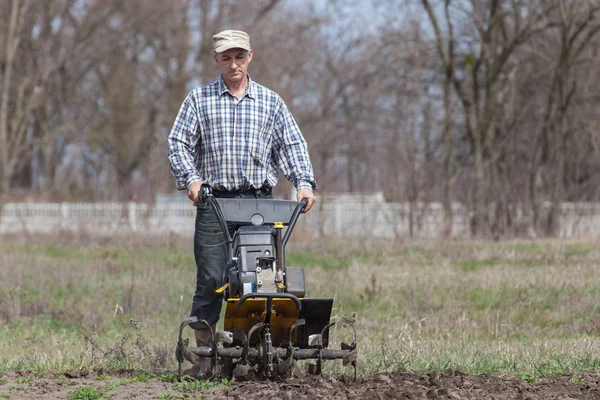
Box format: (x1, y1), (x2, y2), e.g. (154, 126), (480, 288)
(212, 187), (272, 199)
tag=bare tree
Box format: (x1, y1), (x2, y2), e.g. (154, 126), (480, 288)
(422, 0), (554, 237)
(528, 0), (600, 235)
(0, 0), (35, 198)
(0, 0), (156, 199)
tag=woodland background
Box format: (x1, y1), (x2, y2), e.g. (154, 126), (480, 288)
(2, 0), (600, 238)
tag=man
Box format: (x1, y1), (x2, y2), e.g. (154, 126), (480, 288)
(167, 29), (317, 376)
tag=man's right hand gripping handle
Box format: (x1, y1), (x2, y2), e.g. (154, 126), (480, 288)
(187, 180), (203, 203)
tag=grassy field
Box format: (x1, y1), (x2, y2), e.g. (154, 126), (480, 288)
(0, 233), (598, 382)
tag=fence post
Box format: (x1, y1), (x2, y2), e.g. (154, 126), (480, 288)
(335, 200), (342, 237)
(128, 202), (137, 232)
(60, 203), (68, 230)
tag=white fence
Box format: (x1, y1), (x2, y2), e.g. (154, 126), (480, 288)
(1, 194), (600, 238)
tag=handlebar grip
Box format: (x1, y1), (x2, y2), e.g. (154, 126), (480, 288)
(200, 184), (212, 202)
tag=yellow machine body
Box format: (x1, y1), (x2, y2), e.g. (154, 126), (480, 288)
(224, 297), (302, 346)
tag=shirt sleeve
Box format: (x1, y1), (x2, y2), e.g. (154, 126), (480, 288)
(167, 94), (203, 190)
(271, 99), (317, 191)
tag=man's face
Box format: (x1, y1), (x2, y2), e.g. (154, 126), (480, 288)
(214, 48), (253, 83)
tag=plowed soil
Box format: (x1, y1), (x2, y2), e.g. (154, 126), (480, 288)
(2, 370), (599, 400)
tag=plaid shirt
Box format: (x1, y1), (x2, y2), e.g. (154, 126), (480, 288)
(168, 75), (316, 192)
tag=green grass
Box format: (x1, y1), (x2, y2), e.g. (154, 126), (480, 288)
(287, 250), (349, 270)
(564, 244), (594, 257)
(133, 373), (153, 382)
(0, 394), (9, 399)
(0, 235), (599, 380)
(173, 378), (234, 394)
(0, 243), (195, 272)
(457, 258), (502, 271)
(104, 378), (132, 391)
(67, 387), (104, 400)
(15, 376), (31, 384)
(158, 374), (179, 383)
(0, 376), (5, 385)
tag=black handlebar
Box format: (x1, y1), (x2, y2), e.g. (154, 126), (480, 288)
(200, 184), (213, 202)
(283, 198), (307, 248)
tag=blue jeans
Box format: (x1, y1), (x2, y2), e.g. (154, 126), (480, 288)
(190, 190), (273, 330)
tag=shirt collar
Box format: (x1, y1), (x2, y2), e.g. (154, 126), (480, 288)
(218, 74), (256, 100)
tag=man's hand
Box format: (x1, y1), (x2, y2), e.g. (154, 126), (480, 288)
(297, 188), (316, 213)
(187, 180), (203, 203)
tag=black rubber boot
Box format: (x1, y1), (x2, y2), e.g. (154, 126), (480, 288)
(194, 326), (215, 379)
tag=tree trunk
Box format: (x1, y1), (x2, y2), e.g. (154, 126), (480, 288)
(473, 137), (488, 237)
(442, 65), (453, 238)
(0, 0), (23, 199)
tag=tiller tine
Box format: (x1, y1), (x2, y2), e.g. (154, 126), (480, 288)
(278, 318), (306, 377)
(306, 316), (358, 381)
(177, 303), (358, 381)
(176, 317), (218, 382)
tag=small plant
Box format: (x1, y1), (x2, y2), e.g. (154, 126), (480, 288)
(119, 378), (136, 386)
(155, 393), (173, 400)
(134, 373), (153, 383)
(174, 378), (234, 394)
(0, 376), (6, 385)
(104, 378), (134, 391)
(570, 375), (584, 384)
(16, 376), (32, 384)
(158, 374), (180, 383)
(103, 381), (118, 392)
(221, 377), (235, 387)
(95, 375), (107, 381)
(174, 380), (214, 394)
(67, 387), (104, 400)
(521, 373), (538, 383)
(0, 393), (10, 399)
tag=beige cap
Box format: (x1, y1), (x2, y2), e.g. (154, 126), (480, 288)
(212, 30), (251, 53)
